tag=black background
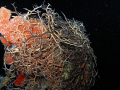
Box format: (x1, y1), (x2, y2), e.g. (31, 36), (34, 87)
(0, 0), (120, 90)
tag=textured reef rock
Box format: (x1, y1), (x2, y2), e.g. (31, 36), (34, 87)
(0, 3), (97, 90)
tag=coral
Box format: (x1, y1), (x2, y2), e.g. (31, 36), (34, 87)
(0, 3), (97, 90)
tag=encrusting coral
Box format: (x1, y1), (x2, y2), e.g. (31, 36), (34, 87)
(0, 3), (97, 90)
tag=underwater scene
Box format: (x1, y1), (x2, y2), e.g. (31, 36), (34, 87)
(0, 2), (97, 90)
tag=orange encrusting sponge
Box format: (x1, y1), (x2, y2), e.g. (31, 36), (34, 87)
(14, 72), (27, 86)
(0, 6), (50, 87)
(0, 7), (11, 23)
(4, 52), (16, 64)
(0, 36), (12, 46)
(0, 7), (47, 47)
